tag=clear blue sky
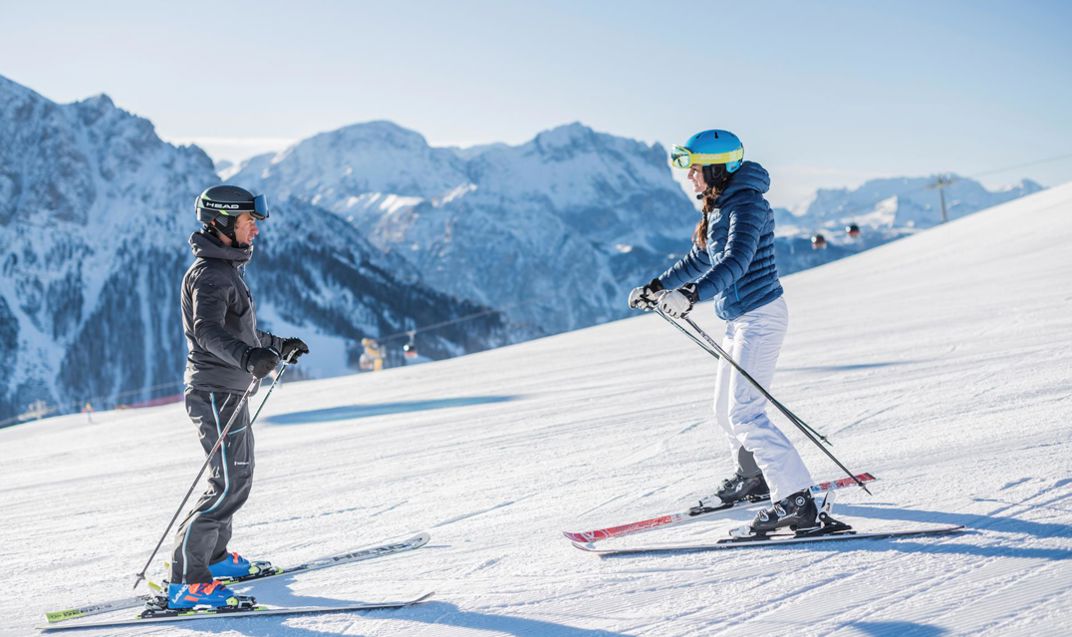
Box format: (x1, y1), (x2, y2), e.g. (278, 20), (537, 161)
(2, 0), (1070, 207)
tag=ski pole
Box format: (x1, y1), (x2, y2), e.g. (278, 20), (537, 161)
(247, 355), (294, 427)
(170, 359), (295, 529)
(131, 356), (293, 590)
(655, 311), (831, 445)
(677, 313), (866, 492)
(679, 315), (833, 447)
(656, 310), (871, 495)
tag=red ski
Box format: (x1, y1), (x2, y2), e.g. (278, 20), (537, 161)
(571, 524), (964, 555)
(562, 472), (875, 543)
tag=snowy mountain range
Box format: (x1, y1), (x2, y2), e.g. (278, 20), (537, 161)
(0, 75), (505, 423)
(227, 121), (700, 335)
(774, 175), (1043, 250)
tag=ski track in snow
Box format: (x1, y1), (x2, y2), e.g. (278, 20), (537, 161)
(2, 185), (1072, 635)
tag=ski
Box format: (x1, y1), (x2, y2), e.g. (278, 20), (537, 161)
(37, 592), (434, 631)
(43, 531), (430, 624)
(562, 472), (875, 543)
(572, 524), (965, 555)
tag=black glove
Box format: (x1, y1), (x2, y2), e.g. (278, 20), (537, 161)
(627, 278), (665, 310)
(280, 337), (310, 363)
(245, 347), (280, 379)
(658, 283), (700, 318)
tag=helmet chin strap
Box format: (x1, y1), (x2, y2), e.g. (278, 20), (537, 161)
(695, 182), (720, 202)
(207, 219), (242, 246)
(213, 220), (241, 245)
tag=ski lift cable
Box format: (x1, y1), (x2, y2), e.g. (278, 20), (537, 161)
(376, 302), (524, 343)
(966, 151), (1072, 180)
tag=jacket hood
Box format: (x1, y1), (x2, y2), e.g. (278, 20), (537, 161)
(717, 161), (770, 202)
(189, 231), (253, 263)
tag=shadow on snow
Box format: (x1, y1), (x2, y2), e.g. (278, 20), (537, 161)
(263, 395), (518, 425)
(177, 576), (634, 637)
(838, 620), (949, 636)
(779, 361), (917, 373)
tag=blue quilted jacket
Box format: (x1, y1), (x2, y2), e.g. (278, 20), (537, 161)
(657, 161), (783, 321)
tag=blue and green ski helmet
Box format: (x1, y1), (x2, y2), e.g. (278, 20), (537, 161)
(670, 130), (744, 173)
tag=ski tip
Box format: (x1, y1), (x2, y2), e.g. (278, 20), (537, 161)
(934, 524), (967, 534)
(571, 541), (598, 553)
(44, 609), (83, 624)
(409, 591), (436, 605)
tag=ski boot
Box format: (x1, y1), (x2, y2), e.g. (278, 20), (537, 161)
(209, 551), (273, 582)
(691, 473), (770, 515)
(729, 489), (853, 541)
(162, 581), (254, 611)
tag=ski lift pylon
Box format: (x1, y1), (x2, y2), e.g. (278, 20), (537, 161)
(403, 330), (418, 360)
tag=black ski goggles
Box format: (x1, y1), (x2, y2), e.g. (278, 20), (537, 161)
(201, 193), (270, 220)
(249, 194), (270, 220)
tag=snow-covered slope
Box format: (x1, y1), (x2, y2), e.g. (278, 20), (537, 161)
(1, 182), (1070, 635)
(0, 75), (505, 423)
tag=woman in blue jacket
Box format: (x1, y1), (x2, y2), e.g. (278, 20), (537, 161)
(628, 129), (816, 535)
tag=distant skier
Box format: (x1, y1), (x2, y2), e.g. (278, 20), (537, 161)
(168, 185), (309, 610)
(628, 130), (818, 536)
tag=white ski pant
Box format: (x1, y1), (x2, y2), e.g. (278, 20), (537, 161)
(713, 296), (813, 502)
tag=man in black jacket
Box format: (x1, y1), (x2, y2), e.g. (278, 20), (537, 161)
(167, 185), (309, 610)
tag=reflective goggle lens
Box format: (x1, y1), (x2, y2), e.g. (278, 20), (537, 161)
(670, 146), (693, 169)
(252, 194), (270, 220)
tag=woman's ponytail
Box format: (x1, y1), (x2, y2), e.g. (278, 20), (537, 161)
(692, 187), (718, 249)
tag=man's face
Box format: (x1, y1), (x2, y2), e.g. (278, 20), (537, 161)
(234, 212), (259, 246)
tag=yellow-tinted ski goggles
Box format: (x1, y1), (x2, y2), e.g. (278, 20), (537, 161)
(670, 145), (744, 169)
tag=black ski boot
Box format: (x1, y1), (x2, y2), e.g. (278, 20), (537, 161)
(724, 490), (855, 542)
(692, 473), (771, 515)
(749, 488), (819, 535)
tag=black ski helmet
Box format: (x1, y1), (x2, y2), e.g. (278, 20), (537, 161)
(195, 185), (270, 242)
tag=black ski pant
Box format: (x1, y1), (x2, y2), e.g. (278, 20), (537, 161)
(737, 446), (762, 478)
(169, 388), (255, 584)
